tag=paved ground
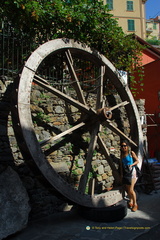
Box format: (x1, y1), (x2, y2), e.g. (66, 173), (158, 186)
(5, 190), (160, 240)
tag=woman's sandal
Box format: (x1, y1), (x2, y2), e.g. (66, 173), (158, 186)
(128, 202), (133, 208)
(132, 205), (138, 212)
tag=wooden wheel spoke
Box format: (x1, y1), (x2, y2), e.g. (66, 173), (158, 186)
(65, 50), (86, 105)
(33, 75), (94, 114)
(39, 122), (85, 147)
(96, 66), (105, 110)
(103, 120), (137, 147)
(97, 135), (121, 183)
(44, 135), (72, 156)
(109, 101), (129, 111)
(78, 123), (100, 193)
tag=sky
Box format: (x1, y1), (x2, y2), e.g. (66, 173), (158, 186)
(145, 0), (160, 19)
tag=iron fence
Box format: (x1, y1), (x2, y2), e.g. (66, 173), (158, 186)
(0, 20), (37, 77)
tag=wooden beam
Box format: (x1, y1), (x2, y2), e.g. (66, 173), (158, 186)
(33, 77), (93, 114)
(39, 122), (85, 146)
(78, 123), (99, 193)
(65, 50), (86, 105)
(103, 120), (137, 147)
(97, 135), (121, 183)
(109, 101), (129, 111)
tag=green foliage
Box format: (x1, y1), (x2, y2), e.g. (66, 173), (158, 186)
(71, 169), (79, 176)
(146, 39), (160, 46)
(40, 93), (51, 99)
(34, 111), (51, 123)
(0, 0), (144, 84)
(93, 149), (97, 156)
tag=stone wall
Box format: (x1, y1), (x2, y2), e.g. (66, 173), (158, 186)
(0, 78), (66, 222)
(0, 76), (146, 222)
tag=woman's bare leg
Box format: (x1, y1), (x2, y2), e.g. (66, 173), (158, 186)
(126, 178), (137, 209)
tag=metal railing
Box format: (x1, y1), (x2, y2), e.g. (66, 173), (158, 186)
(0, 20), (37, 77)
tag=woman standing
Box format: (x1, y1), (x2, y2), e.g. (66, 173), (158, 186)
(120, 140), (139, 212)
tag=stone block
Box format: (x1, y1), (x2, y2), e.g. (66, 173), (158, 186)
(0, 167), (31, 239)
(55, 106), (64, 114)
(97, 165), (104, 175)
(101, 160), (108, 166)
(108, 170), (113, 176)
(102, 173), (108, 180)
(44, 104), (53, 113)
(74, 168), (83, 175)
(108, 134), (114, 140)
(70, 106), (78, 113)
(77, 159), (84, 168)
(50, 162), (69, 173)
(96, 175), (102, 182)
(92, 160), (101, 167)
(104, 166), (111, 172)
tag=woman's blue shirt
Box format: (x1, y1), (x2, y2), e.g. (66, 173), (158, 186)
(122, 154), (133, 166)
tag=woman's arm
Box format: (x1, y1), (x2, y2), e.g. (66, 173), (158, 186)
(130, 151), (139, 166)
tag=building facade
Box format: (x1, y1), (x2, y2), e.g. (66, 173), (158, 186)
(133, 36), (160, 158)
(104, 0), (147, 39)
(146, 16), (160, 40)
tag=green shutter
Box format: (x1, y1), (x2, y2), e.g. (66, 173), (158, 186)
(127, 1), (133, 11)
(106, 0), (113, 10)
(153, 23), (157, 30)
(128, 20), (135, 31)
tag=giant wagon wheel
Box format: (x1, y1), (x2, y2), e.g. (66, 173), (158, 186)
(13, 38), (143, 209)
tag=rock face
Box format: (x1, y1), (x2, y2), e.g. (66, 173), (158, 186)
(0, 167), (31, 240)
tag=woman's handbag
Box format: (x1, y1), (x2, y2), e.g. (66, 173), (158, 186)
(122, 165), (133, 185)
(135, 165), (142, 178)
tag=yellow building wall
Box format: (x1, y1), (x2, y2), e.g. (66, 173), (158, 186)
(146, 21), (160, 39)
(103, 0), (147, 39)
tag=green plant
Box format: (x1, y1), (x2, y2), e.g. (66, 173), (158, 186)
(44, 144), (50, 150)
(146, 39), (160, 46)
(93, 149), (97, 156)
(88, 171), (93, 178)
(34, 99), (43, 104)
(67, 143), (73, 152)
(0, 0), (144, 93)
(34, 111), (51, 123)
(71, 169), (79, 176)
(40, 93), (51, 99)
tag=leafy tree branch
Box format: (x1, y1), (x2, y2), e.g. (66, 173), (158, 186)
(0, 0), (144, 88)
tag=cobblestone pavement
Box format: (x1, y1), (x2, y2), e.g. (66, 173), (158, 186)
(5, 191), (160, 240)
